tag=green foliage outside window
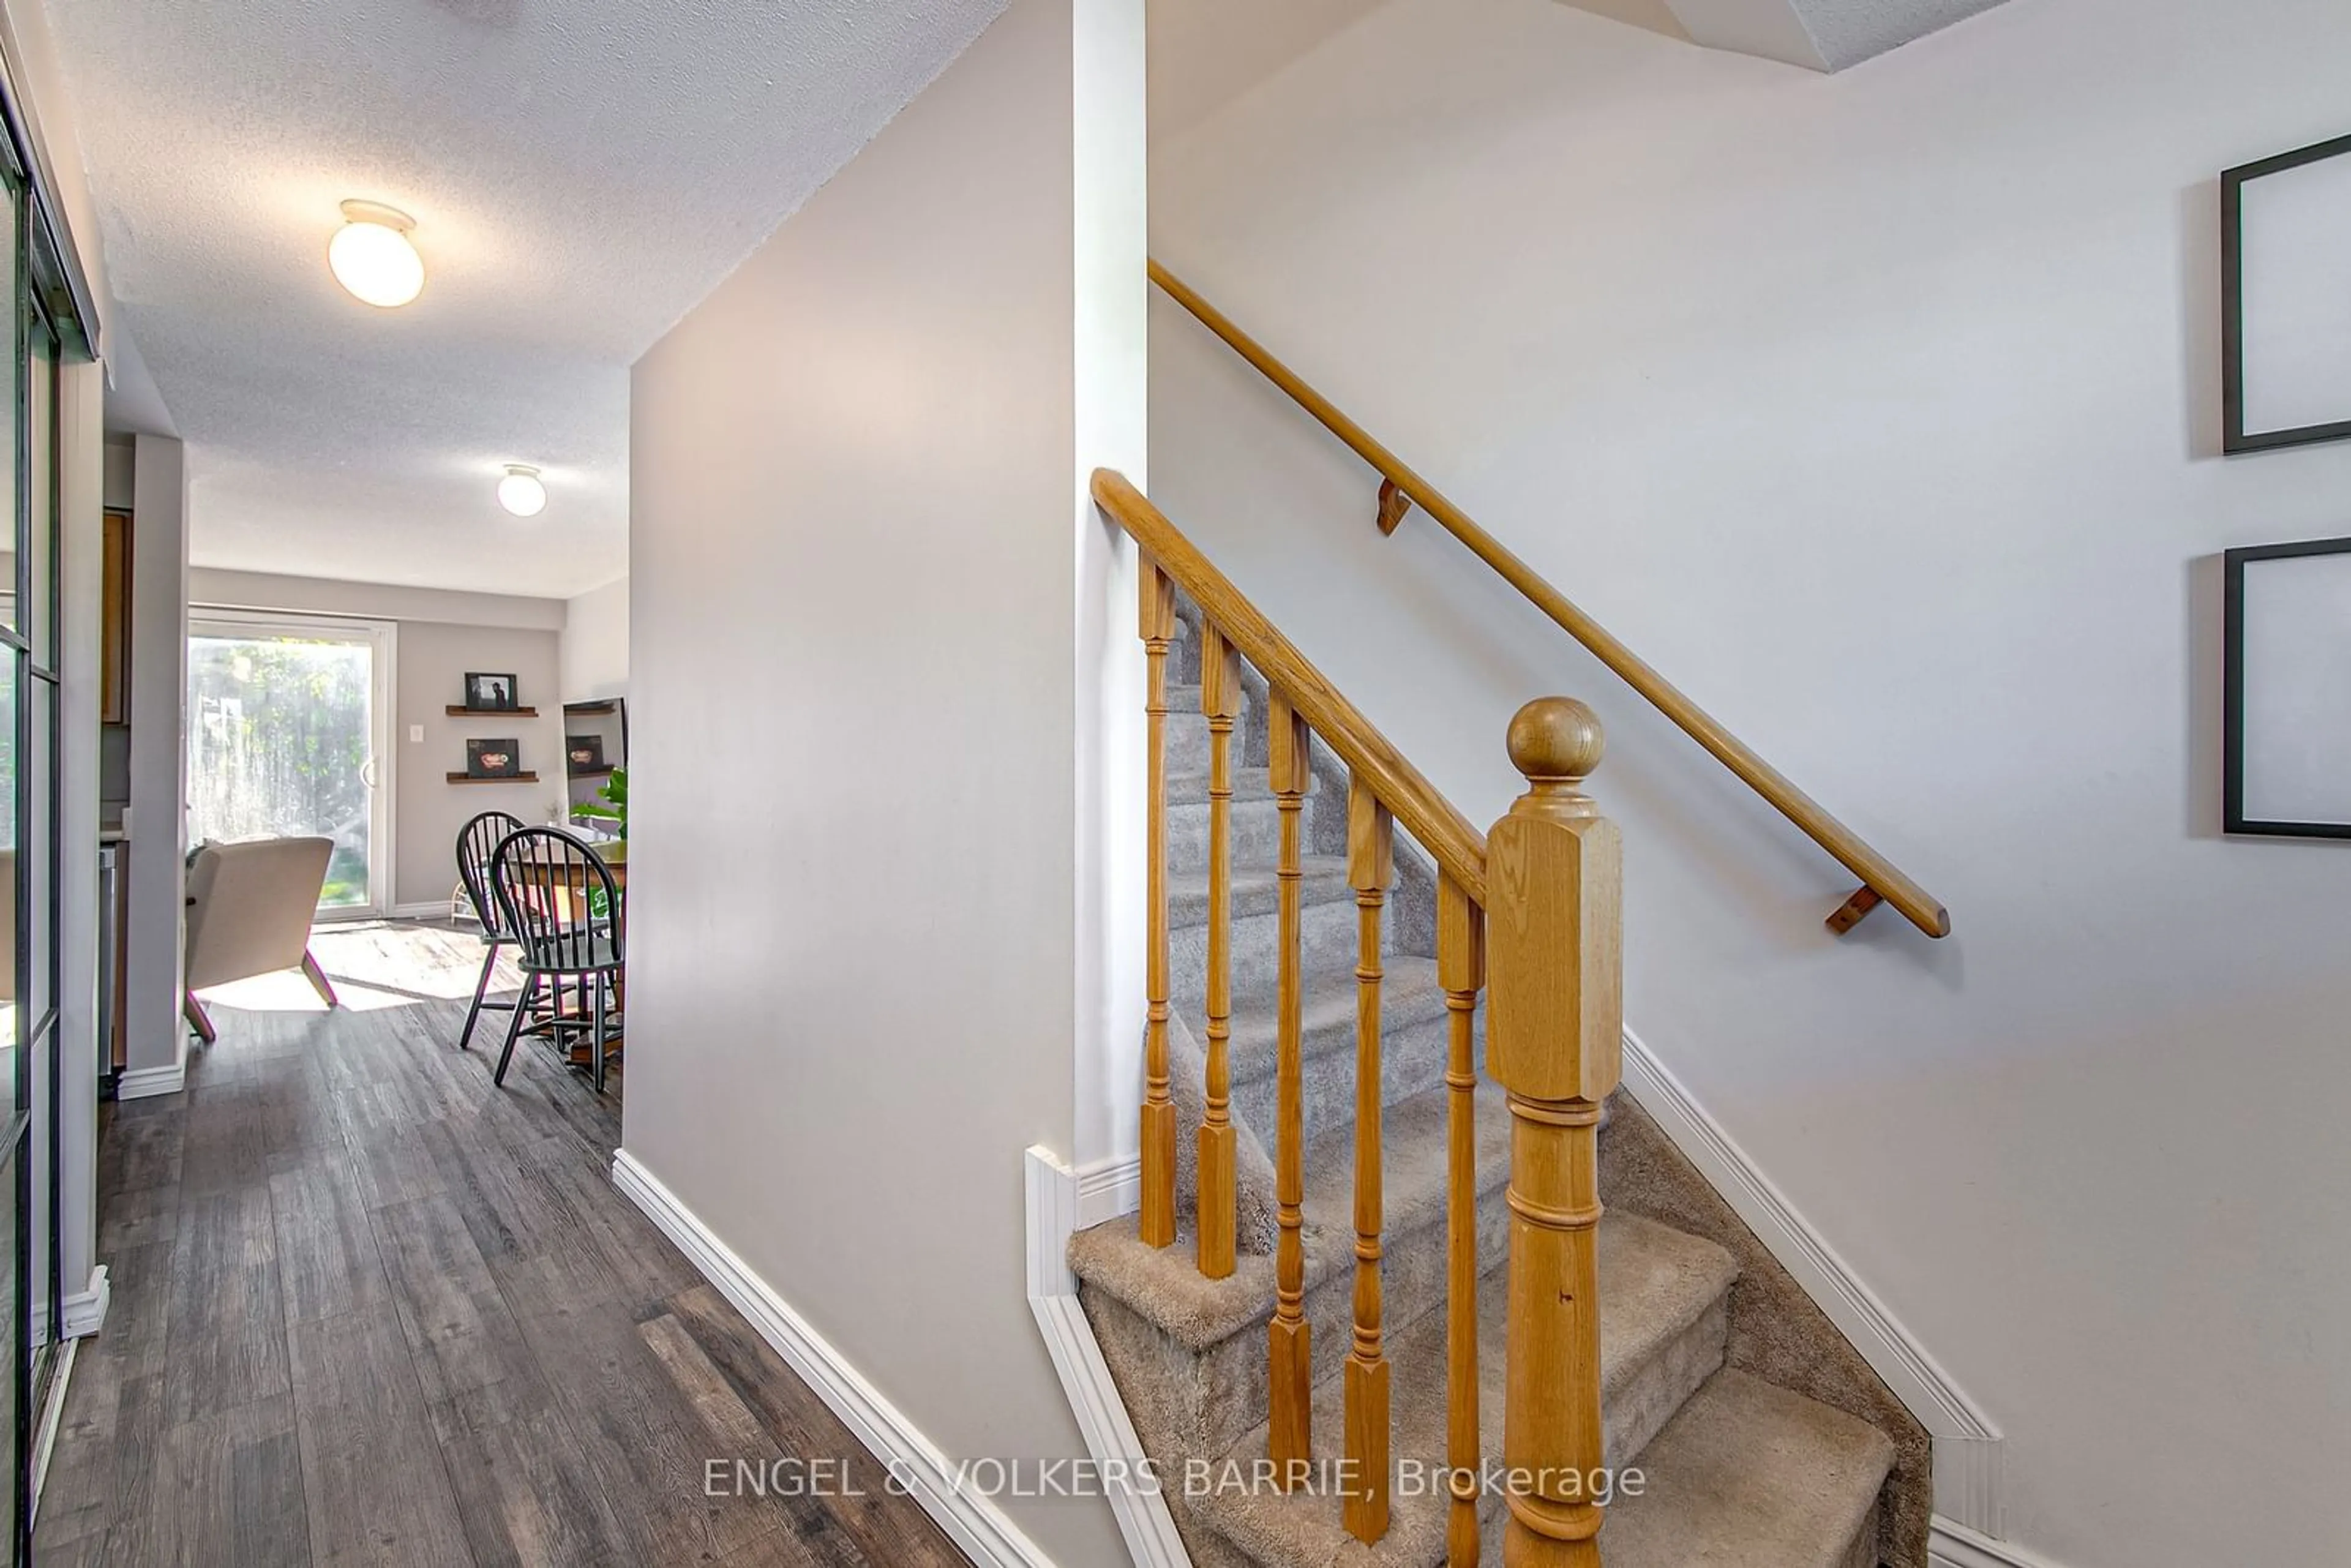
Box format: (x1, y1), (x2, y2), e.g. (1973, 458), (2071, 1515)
(186, 636), (372, 907)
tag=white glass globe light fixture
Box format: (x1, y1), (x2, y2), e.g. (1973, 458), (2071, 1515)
(327, 200), (425, 308)
(497, 465), (548, 517)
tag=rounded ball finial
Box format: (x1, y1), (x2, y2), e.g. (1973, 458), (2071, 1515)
(1507, 697), (1604, 782)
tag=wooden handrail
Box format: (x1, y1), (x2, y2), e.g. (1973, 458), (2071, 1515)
(1148, 259), (1951, 940)
(1092, 468), (1488, 906)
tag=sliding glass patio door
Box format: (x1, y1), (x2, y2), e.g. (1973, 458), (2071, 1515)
(0, 157), (68, 1564)
(186, 613), (394, 917)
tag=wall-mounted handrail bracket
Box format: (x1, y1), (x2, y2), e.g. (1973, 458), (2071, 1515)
(1826, 885), (1883, 936)
(1375, 478), (1411, 537)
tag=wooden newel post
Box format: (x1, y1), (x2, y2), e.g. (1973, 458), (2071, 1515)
(1485, 697), (1620, 1568)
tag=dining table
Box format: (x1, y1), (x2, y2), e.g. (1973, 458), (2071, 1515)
(514, 848), (626, 1076)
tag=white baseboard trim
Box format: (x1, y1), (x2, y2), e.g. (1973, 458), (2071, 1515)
(391, 899), (459, 921)
(1075, 1153), (1141, 1231)
(67, 1265), (113, 1340)
(116, 1060), (186, 1100)
(1618, 1024), (2004, 1536)
(36, 1266), (110, 1346)
(1026, 1147), (1189, 1567)
(610, 1149), (1061, 1568)
(1930, 1516), (2071, 1568)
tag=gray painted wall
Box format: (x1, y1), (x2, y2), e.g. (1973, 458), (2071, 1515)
(559, 575), (628, 702)
(101, 437), (132, 509)
(190, 567), (564, 632)
(623, 1), (1143, 1561)
(392, 621), (563, 909)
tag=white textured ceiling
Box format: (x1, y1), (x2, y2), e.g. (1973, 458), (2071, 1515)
(1790, 0), (2011, 69)
(47, 0), (1004, 597)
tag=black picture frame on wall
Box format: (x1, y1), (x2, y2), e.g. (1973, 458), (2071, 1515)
(2224, 535), (2351, 837)
(467, 738), (524, 779)
(2222, 130), (2351, 454)
(465, 671), (520, 710)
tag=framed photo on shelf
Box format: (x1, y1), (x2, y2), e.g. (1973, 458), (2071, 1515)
(567, 733), (606, 771)
(466, 738), (523, 780)
(2223, 535), (2351, 836)
(2223, 131), (2351, 452)
(465, 671), (520, 710)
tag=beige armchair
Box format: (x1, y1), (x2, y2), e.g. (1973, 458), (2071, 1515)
(183, 836), (339, 1044)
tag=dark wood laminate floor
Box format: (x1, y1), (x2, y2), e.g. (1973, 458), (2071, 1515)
(33, 921), (969, 1568)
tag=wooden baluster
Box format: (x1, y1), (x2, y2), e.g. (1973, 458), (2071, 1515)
(1439, 872), (1485, 1567)
(1485, 698), (1619, 1568)
(1343, 780), (1393, 1542)
(1138, 561), (1177, 1248)
(1267, 693), (1312, 1481)
(1197, 623), (1242, 1278)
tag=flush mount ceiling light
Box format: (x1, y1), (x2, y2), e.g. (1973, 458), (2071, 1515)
(497, 464), (547, 517)
(327, 200), (424, 308)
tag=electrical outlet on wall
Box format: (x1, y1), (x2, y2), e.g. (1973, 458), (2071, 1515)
(409, 724), (424, 743)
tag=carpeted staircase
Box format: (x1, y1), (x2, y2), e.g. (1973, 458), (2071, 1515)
(1067, 606), (1929, 1567)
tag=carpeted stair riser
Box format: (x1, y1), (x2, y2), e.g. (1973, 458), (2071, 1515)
(1166, 686), (1250, 764)
(1074, 1188), (1509, 1470)
(1168, 768), (1315, 873)
(1184, 1215), (1742, 1568)
(1548, 1371), (1893, 1568)
(1224, 960), (1465, 1163)
(1073, 1082), (1516, 1461)
(1192, 1339), (1892, 1568)
(1431, 1379), (1888, 1568)
(1170, 860), (1389, 1004)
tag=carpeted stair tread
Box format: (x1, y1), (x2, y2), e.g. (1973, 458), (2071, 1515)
(1070, 1080), (1513, 1354)
(1190, 1214), (1742, 1568)
(1169, 771), (1322, 872)
(1225, 958), (1447, 1089)
(1166, 682), (1251, 744)
(1579, 1369), (1895, 1568)
(1171, 857), (1359, 926)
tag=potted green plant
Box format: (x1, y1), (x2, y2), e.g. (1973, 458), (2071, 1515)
(571, 765), (628, 861)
